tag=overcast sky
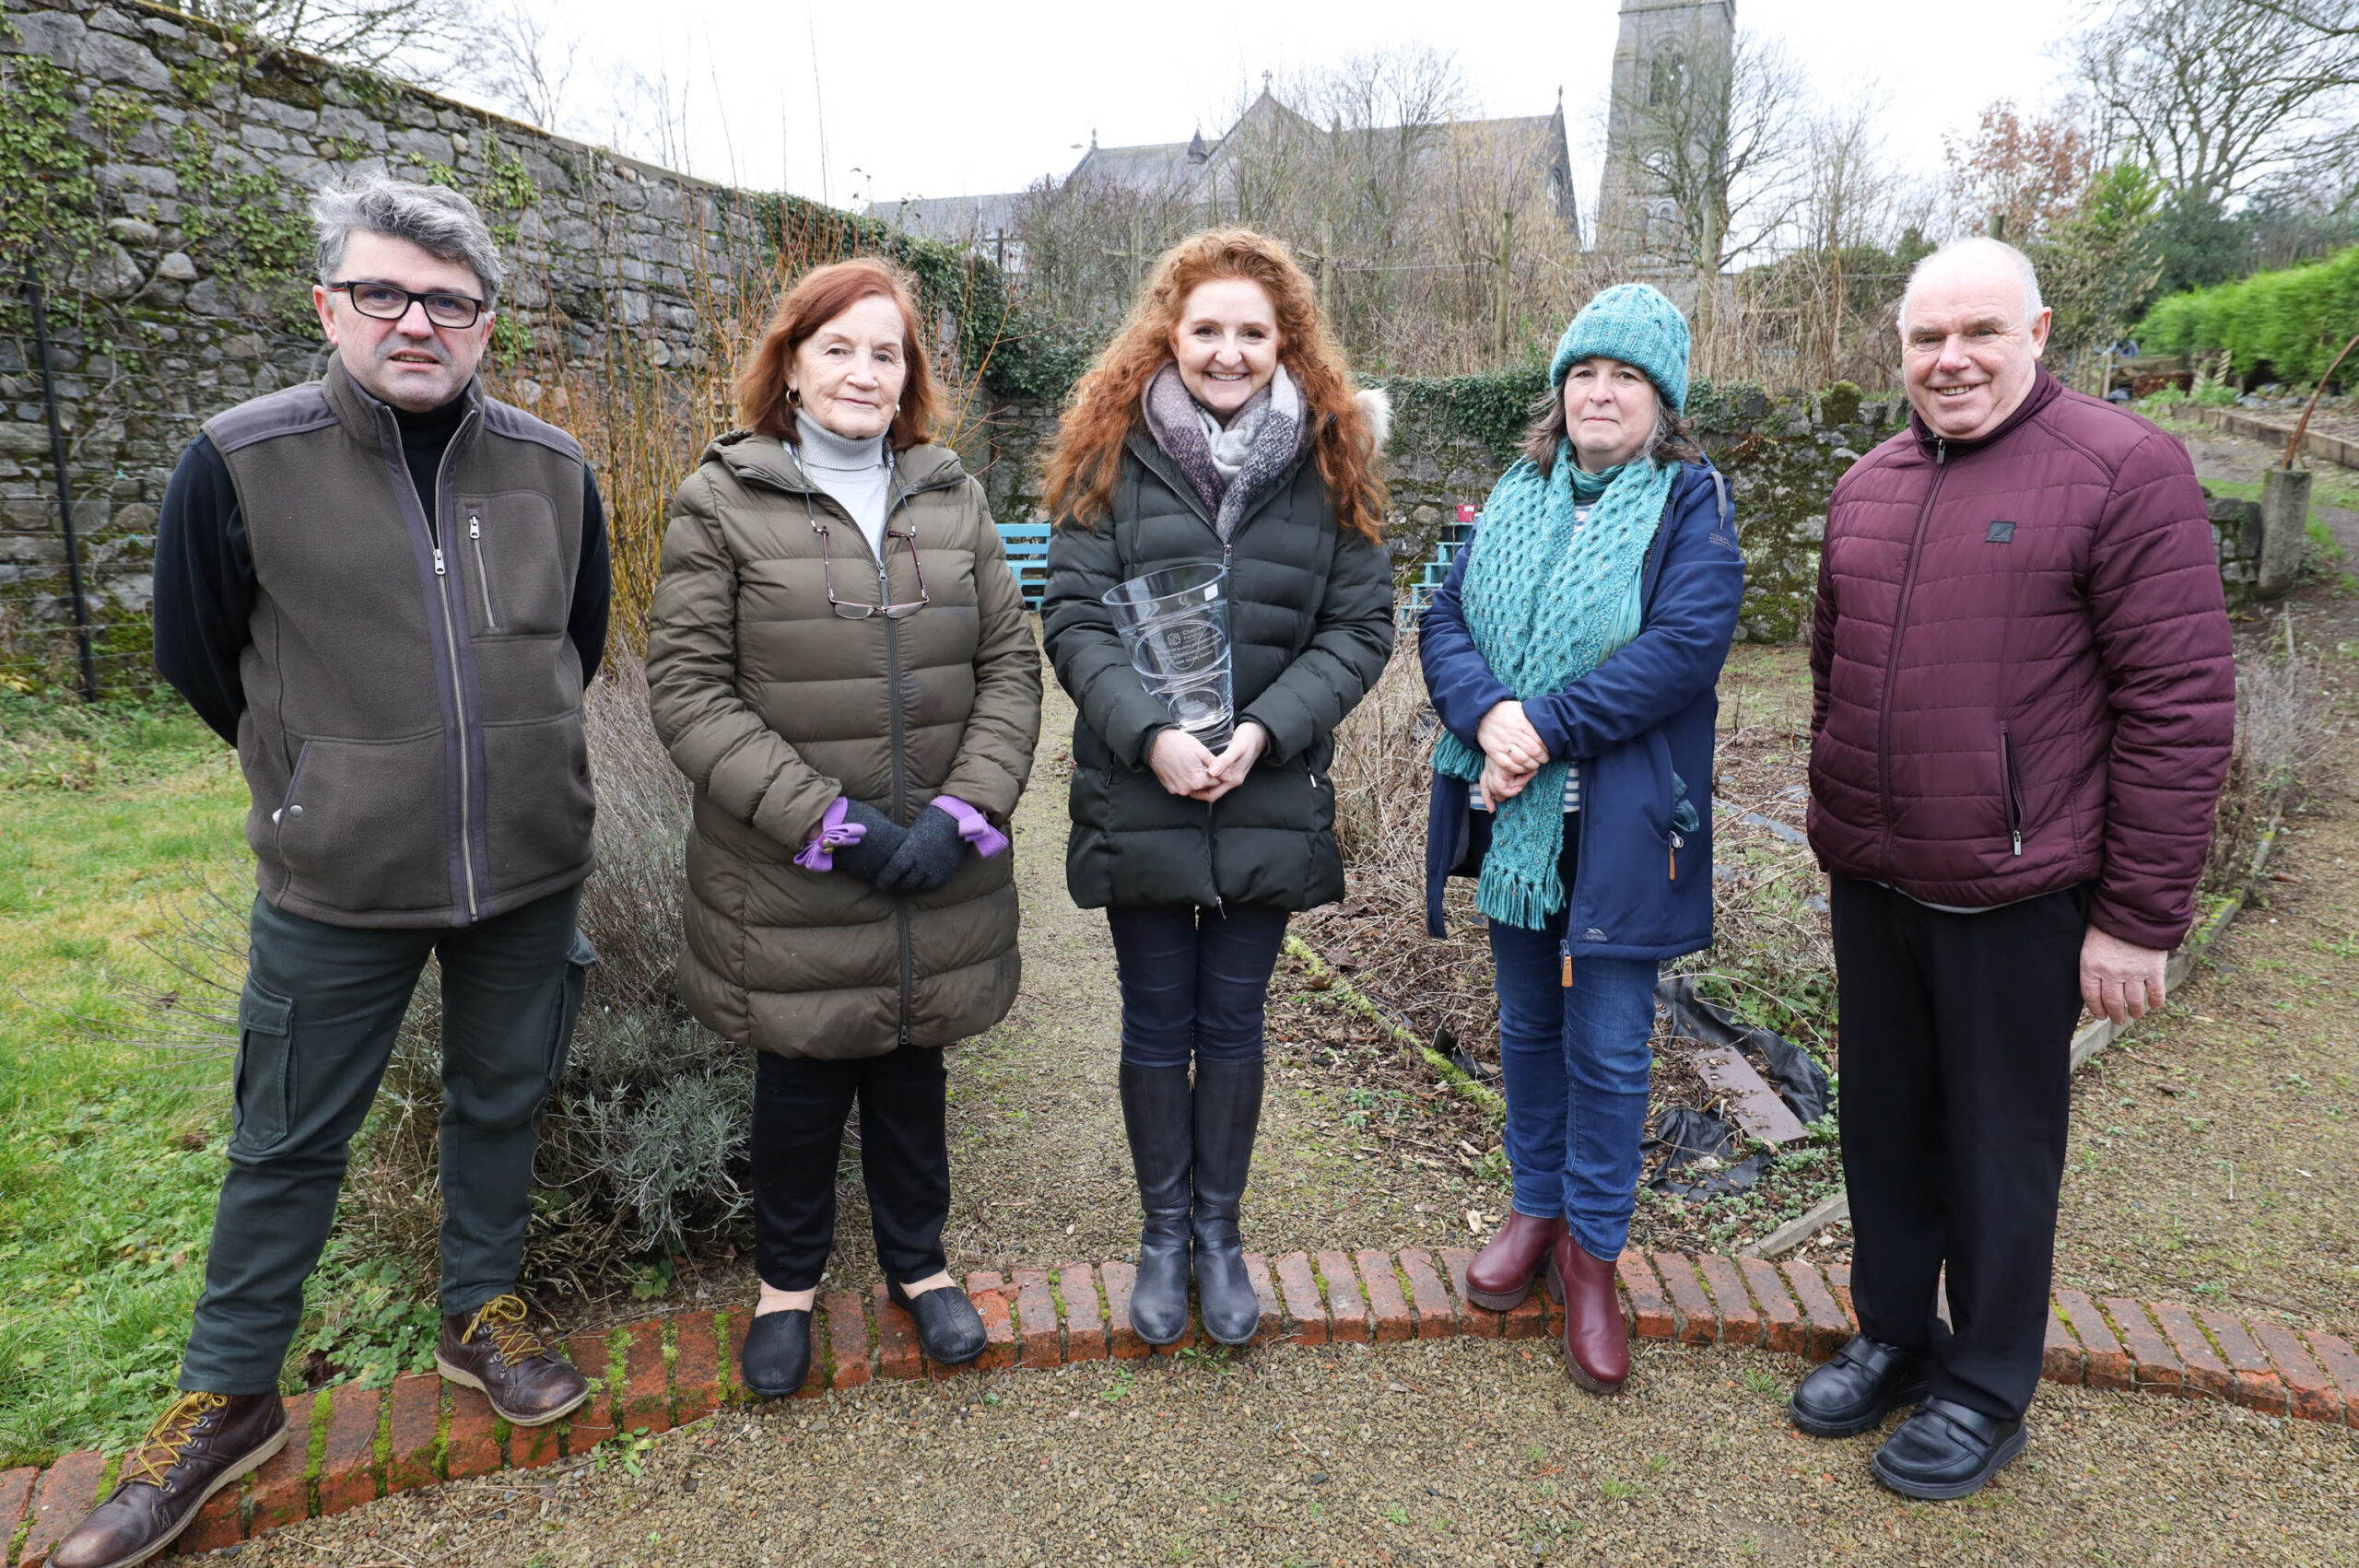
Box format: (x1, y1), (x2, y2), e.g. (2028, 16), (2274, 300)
(496, 0), (2081, 223)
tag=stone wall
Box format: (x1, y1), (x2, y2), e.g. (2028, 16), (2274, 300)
(0, 0), (2263, 690)
(0, 0), (775, 686)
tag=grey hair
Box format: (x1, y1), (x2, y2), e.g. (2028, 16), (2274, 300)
(311, 173), (505, 305)
(1898, 236), (2044, 333)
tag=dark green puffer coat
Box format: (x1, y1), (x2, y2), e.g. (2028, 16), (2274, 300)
(1041, 430), (1395, 911)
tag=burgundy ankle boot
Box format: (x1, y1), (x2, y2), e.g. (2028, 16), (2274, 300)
(1464, 1211), (1565, 1310)
(1544, 1235), (1630, 1394)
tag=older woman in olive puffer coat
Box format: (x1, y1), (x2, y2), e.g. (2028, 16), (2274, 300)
(646, 259), (1040, 1398)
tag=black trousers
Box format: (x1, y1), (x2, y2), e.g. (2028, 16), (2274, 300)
(1104, 904), (1291, 1068)
(1830, 875), (2090, 1422)
(751, 1044), (950, 1292)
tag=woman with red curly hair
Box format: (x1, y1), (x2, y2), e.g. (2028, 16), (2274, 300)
(1040, 229), (1395, 1348)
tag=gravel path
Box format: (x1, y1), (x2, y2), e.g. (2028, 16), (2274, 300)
(227, 1338), (2357, 1567)
(2053, 592), (2359, 1337)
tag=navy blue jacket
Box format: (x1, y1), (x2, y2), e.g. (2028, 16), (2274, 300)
(1419, 462), (1743, 959)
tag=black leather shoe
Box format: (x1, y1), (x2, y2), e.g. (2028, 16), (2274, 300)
(888, 1279), (987, 1366)
(1789, 1335), (1930, 1438)
(1190, 1059), (1265, 1346)
(741, 1307), (813, 1398)
(1871, 1398), (2029, 1500)
(1120, 1062), (1194, 1345)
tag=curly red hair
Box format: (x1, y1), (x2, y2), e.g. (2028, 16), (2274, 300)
(1041, 229), (1386, 542)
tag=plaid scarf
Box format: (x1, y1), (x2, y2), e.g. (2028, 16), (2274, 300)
(1140, 362), (1307, 541)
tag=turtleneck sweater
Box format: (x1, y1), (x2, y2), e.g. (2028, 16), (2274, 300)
(792, 415), (890, 558)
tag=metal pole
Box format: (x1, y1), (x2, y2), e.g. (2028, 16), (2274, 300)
(22, 263), (99, 702)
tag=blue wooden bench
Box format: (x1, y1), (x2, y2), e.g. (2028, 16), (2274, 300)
(998, 521), (1052, 611)
(1400, 515), (1477, 626)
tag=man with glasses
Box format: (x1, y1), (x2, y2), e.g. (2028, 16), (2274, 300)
(53, 175), (610, 1568)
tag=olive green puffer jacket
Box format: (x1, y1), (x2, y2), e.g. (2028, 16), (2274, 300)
(645, 433), (1041, 1059)
(1041, 431), (1395, 911)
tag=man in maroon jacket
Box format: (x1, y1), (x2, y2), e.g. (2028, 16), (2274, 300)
(1790, 238), (2235, 1498)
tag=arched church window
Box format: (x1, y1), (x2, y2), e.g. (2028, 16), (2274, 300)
(1648, 49), (1686, 108)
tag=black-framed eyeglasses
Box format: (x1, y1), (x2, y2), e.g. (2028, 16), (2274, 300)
(811, 520), (930, 619)
(326, 280), (487, 329)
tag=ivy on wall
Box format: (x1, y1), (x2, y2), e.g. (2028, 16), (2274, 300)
(1373, 367), (1552, 462)
(0, 26), (105, 300)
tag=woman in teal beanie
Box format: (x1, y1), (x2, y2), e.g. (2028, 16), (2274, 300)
(1418, 283), (1743, 1393)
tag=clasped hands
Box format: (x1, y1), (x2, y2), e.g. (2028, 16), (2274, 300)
(1473, 699), (1548, 809)
(1473, 702), (2171, 1029)
(1149, 720), (1270, 803)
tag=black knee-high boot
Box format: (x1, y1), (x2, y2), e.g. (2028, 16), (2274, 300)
(1190, 1058), (1264, 1345)
(1120, 1062), (1193, 1344)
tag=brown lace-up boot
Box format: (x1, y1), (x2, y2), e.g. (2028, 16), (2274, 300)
(436, 1293), (591, 1426)
(51, 1391), (288, 1568)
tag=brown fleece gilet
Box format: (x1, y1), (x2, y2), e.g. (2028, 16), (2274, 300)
(205, 360), (593, 927)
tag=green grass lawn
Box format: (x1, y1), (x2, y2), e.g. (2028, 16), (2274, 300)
(0, 694), (466, 1467)
(0, 691), (253, 1465)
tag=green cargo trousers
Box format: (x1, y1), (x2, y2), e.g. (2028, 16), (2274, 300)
(178, 884), (593, 1395)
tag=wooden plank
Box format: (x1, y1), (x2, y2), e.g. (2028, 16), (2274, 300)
(1690, 1045), (1807, 1143)
(1747, 1191), (1849, 1258)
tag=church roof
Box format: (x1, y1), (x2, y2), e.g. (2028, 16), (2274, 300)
(875, 90), (1574, 240)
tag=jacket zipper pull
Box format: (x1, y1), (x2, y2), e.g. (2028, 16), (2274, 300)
(432, 545), (446, 576)
(1936, 437), (1948, 466)
(2012, 829), (2023, 857)
(468, 515), (481, 540)
(1560, 937), (1572, 989)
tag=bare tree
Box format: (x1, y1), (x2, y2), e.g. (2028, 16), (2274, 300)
(1942, 100), (2095, 243)
(175, 0), (460, 81)
(1005, 46), (1590, 375)
(1605, 27), (1815, 372)
(464, 0), (581, 132)
(2070, 0), (2359, 208)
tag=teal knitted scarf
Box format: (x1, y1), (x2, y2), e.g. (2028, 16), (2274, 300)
(1432, 444), (1675, 928)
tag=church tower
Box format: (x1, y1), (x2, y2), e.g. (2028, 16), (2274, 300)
(1594, 0), (1737, 259)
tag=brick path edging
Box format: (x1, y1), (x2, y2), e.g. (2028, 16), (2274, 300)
(8, 1248), (2355, 1563)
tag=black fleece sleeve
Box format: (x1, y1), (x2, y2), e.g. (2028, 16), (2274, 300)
(152, 434), (252, 745)
(569, 469), (611, 686)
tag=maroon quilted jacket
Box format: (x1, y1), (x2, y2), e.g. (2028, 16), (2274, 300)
(1807, 369), (2235, 950)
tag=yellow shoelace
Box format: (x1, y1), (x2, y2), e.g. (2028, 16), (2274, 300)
(463, 1294), (547, 1364)
(121, 1392), (228, 1490)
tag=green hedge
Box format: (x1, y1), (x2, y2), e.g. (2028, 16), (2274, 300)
(2138, 245), (2359, 386)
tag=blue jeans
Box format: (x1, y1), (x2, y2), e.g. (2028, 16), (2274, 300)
(1105, 905), (1291, 1067)
(1485, 837), (1658, 1259)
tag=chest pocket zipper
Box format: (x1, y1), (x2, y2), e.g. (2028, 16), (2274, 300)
(469, 513), (498, 630)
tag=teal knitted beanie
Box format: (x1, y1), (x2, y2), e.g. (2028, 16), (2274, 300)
(1548, 282), (1692, 414)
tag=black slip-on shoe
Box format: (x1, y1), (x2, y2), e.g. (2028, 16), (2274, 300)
(1870, 1398), (2030, 1500)
(888, 1279), (988, 1366)
(741, 1307), (813, 1398)
(1789, 1335), (1931, 1438)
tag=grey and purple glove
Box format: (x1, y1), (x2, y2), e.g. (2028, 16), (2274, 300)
(793, 797), (905, 883)
(873, 795), (1008, 895)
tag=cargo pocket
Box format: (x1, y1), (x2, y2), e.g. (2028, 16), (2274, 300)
(231, 980), (295, 1153)
(547, 930), (597, 1087)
